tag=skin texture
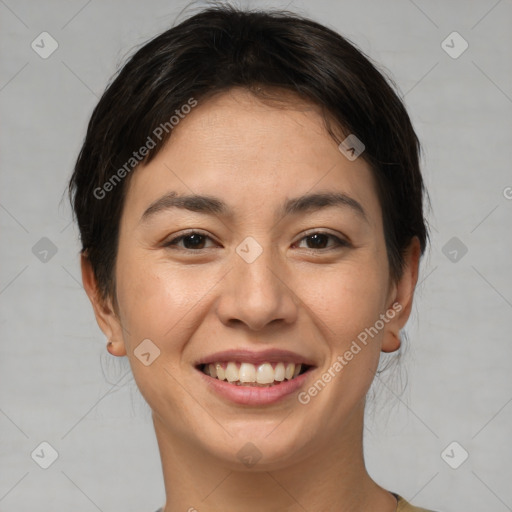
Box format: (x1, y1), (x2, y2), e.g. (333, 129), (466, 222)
(82, 87), (420, 512)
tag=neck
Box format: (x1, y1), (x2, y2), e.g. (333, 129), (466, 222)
(153, 406), (397, 512)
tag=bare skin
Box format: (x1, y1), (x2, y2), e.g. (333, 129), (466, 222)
(82, 87), (420, 512)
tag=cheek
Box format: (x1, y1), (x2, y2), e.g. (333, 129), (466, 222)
(303, 258), (389, 342)
(114, 251), (221, 347)
(113, 253), (218, 415)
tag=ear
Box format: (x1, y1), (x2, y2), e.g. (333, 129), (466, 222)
(81, 253), (126, 357)
(381, 237), (421, 353)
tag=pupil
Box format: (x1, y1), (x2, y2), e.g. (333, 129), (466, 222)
(184, 234), (205, 249)
(307, 234), (328, 249)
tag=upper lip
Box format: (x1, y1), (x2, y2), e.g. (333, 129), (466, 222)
(195, 349), (316, 367)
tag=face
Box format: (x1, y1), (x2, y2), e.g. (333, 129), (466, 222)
(84, 87), (419, 470)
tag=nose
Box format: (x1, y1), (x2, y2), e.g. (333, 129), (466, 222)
(215, 243), (299, 332)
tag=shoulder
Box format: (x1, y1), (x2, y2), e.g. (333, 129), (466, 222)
(153, 498), (438, 512)
(396, 495), (439, 512)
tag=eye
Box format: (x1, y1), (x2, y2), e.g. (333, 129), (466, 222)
(294, 231), (350, 250)
(162, 230), (349, 251)
(163, 231), (218, 250)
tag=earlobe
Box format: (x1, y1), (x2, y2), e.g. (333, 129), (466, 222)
(106, 338), (126, 357)
(381, 237), (421, 354)
(81, 253), (127, 357)
(380, 301), (402, 353)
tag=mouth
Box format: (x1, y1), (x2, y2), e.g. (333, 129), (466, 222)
(194, 349), (316, 405)
(198, 361), (313, 387)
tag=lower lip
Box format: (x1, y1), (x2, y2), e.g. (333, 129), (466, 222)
(197, 368), (313, 406)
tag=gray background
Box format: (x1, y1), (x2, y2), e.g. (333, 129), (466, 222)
(1, 0), (511, 511)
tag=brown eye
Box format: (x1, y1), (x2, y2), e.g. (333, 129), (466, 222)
(295, 232), (349, 250)
(164, 232), (217, 250)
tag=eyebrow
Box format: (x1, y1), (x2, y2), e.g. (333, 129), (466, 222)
(140, 191), (368, 224)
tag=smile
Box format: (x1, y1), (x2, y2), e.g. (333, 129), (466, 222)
(200, 361), (310, 387)
(194, 349), (316, 405)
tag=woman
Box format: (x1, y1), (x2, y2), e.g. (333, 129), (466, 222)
(69, 4), (435, 511)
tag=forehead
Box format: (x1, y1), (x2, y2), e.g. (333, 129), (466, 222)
(169, 88), (341, 168)
(122, 88), (380, 226)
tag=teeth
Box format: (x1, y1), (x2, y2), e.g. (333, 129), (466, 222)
(274, 362), (285, 381)
(225, 362), (239, 382)
(215, 363), (225, 381)
(203, 361), (303, 385)
(239, 362), (256, 383)
(256, 363), (274, 384)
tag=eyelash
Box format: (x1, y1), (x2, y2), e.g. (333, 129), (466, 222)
(162, 230), (350, 252)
